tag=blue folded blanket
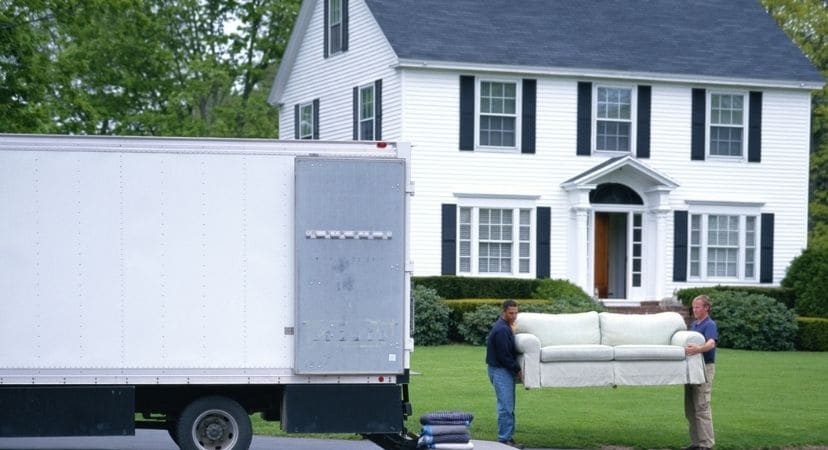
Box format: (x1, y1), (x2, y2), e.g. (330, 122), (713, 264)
(421, 424), (469, 436)
(419, 411), (474, 426)
(418, 432), (470, 445)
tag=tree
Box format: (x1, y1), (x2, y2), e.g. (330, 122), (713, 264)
(0, 0), (300, 137)
(762, 0), (828, 248)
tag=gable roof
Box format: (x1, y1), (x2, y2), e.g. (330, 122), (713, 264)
(561, 156), (679, 191)
(364, 0), (824, 88)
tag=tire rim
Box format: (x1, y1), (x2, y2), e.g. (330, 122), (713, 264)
(191, 408), (239, 450)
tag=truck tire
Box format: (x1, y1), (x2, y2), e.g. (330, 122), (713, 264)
(175, 396), (252, 450)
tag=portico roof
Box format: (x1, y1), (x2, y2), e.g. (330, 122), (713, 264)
(561, 156), (679, 191)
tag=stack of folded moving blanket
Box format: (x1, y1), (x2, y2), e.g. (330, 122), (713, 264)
(417, 411), (474, 449)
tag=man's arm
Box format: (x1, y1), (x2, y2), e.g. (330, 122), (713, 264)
(685, 338), (716, 355)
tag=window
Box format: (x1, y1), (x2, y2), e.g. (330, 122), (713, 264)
(595, 86), (633, 152)
(709, 92), (745, 157)
(359, 84), (375, 140)
(688, 213), (758, 280)
(299, 102), (314, 140)
(478, 80), (518, 148)
(458, 206), (532, 275)
(328, 0), (344, 55)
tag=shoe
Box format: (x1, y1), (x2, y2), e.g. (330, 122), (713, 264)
(499, 439), (525, 449)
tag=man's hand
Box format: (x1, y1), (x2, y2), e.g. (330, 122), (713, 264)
(517, 370), (524, 382)
(685, 344), (701, 356)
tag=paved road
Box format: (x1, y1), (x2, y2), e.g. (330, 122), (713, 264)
(0, 429), (543, 450)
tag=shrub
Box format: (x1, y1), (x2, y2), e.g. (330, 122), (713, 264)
(709, 291), (798, 351)
(443, 299), (547, 342)
(782, 247), (828, 318)
(676, 286), (795, 309)
(531, 278), (593, 302)
(412, 285), (451, 346)
(412, 276), (539, 299)
(796, 317), (828, 351)
(458, 304), (502, 346)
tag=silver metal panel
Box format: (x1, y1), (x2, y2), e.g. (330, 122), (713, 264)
(295, 158), (406, 374)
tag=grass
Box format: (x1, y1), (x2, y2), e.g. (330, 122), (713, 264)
(403, 345), (828, 449)
(251, 345), (828, 449)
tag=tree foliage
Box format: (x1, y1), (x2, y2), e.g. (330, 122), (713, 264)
(0, 0), (299, 137)
(762, 0), (828, 248)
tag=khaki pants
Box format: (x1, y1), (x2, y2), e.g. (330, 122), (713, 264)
(685, 363), (715, 448)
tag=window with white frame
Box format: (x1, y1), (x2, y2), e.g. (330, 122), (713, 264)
(458, 206), (532, 275)
(359, 84), (375, 140)
(595, 86), (633, 152)
(299, 102), (314, 140)
(709, 92), (745, 157)
(689, 213), (758, 280)
(328, 0), (344, 55)
(478, 80), (518, 148)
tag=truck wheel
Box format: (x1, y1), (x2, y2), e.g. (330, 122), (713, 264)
(175, 396), (252, 450)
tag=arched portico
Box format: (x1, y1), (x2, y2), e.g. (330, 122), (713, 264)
(561, 156), (678, 305)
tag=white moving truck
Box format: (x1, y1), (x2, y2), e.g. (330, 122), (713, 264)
(0, 135), (416, 450)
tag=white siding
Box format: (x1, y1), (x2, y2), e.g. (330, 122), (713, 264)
(278, 0), (401, 141)
(399, 71), (811, 298)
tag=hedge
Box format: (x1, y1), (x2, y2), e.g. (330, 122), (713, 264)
(443, 299), (548, 342)
(796, 317), (828, 351)
(782, 247), (828, 317)
(676, 285), (795, 309)
(412, 276), (540, 299)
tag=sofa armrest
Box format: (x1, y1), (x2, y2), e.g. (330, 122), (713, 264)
(515, 333), (541, 389)
(671, 330), (705, 347)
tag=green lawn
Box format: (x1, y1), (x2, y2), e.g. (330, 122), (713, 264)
(404, 345), (828, 449)
(251, 345), (828, 449)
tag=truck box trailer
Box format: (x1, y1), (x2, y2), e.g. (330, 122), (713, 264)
(0, 134), (417, 450)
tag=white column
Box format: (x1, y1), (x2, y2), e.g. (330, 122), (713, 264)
(571, 206), (591, 295)
(651, 208), (671, 300)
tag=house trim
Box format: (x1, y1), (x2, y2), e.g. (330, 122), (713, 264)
(395, 59), (823, 91)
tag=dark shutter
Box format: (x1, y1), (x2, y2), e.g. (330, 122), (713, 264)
(673, 211), (688, 282)
(459, 76), (475, 151)
(577, 82), (592, 156)
(374, 79), (382, 141)
(748, 91), (763, 163)
(342, 0), (349, 52)
(521, 79), (536, 154)
(323, 0), (329, 58)
(312, 99), (320, 140)
(691, 88), (706, 160)
(760, 213), (774, 283)
(352, 86), (359, 140)
(294, 104), (300, 139)
(636, 85), (651, 158)
(536, 207), (551, 278)
(441, 204), (457, 275)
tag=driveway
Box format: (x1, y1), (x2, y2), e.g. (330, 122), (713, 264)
(0, 429), (547, 450)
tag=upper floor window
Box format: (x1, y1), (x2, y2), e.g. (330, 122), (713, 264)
(458, 206), (532, 275)
(359, 83), (375, 140)
(689, 212), (757, 280)
(596, 86), (632, 152)
(299, 102), (314, 140)
(324, 0), (348, 57)
(478, 80), (518, 148)
(709, 92), (745, 157)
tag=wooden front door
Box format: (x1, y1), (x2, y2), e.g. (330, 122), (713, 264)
(594, 212), (609, 298)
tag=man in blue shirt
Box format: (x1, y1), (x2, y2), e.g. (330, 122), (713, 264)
(486, 299), (524, 449)
(684, 295), (719, 450)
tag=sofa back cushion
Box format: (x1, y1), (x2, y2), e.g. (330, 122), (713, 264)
(515, 311), (601, 346)
(599, 312), (686, 346)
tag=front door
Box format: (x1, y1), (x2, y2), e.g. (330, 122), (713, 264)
(594, 212), (628, 299)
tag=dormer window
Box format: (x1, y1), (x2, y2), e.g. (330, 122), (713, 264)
(324, 0), (348, 57)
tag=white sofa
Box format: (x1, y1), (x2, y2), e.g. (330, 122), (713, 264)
(514, 311), (706, 389)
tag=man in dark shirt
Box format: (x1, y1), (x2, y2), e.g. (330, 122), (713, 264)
(684, 295), (719, 450)
(486, 299), (524, 449)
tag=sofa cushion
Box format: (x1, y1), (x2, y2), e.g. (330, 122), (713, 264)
(599, 312), (687, 346)
(516, 311), (601, 346)
(614, 345), (686, 361)
(540, 344), (614, 362)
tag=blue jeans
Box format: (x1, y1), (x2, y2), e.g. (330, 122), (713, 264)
(488, 365), (516, 442)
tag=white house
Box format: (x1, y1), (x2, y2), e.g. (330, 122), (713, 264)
(269, 0), (825, 305)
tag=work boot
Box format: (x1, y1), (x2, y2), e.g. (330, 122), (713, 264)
(499, 439), (525, 449)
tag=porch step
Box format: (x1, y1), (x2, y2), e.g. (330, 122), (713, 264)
(604, 301), (692, 327)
